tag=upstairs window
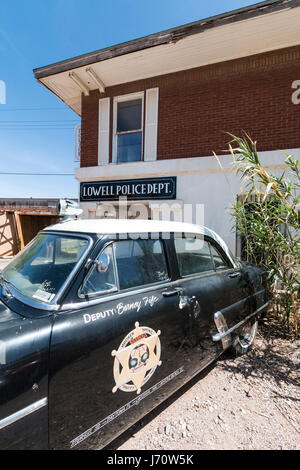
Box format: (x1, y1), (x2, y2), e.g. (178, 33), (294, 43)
(113, 93), (143, 163)
(100, 89), (159, 165)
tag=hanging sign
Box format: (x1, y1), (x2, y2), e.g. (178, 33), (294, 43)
(80, 176), (177, 202)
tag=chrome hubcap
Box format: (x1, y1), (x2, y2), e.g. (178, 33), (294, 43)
(238, 321), (257, 348)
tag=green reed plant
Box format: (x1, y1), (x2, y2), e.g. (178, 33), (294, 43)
(217, 133), (299, 335)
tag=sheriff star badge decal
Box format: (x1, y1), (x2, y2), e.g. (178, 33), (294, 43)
(111, 322), (162, 394)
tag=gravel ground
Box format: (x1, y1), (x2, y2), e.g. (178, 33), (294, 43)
(109, 331), (300, 450)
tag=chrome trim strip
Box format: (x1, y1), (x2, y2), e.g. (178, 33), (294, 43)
(0, 398), (47, 431)
(70, 367), (184, 448)
(212, 288), (265, 317)
(61, 280), (174, 311)
(214, 311), (231, 349)
(212, 301), (269, 342)
(173, 268), (235, 284)
(221, 289), (265, 314)
(62, 267), (236, 311)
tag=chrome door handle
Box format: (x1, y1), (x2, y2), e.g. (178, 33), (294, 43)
(179, 295), (189, 309)
(162, 287), (183, 297)
(228, 272), (241, 278)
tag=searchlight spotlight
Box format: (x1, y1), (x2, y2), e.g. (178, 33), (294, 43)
(56, 199), (83, 219)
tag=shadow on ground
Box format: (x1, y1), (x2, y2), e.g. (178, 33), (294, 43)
(217, 337), (300, 396)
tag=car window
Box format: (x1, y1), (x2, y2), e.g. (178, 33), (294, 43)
(175, 237), (214, 276)
(113, 239), (168, 290)
(210, 244), (231, 270)
(3, 234), (90, 303)
(81, 245), (117, 296)
(55, 237), (87, 264)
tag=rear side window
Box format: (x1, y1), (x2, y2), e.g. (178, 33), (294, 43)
(175, 238), (214, 276)
(114, 239), (168, 289)
(210, 244), (231, 270)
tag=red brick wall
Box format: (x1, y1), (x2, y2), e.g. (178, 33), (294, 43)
(80, 45), (300, 167)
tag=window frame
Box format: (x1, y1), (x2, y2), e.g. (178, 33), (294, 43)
(78, 242), (119, 298)
(209, 240), (232, 272)
(112, 91), (144, 164)
(112, 238), (170, 291)
(78, 237), (171, 299)
(173, 234), (234, 280)
(2, 231), (93, 311)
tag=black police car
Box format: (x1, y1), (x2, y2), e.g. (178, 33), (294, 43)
(0, 214), (268, 449)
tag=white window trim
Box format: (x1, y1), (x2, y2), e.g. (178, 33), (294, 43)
(98, 97), (110, 166)
(112, 91), (144, 164)
(144, 88), (159, 162)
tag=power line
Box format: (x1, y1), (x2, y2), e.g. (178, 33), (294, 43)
(0, 172), (74, 176)
(0, 120), (79, 129)
(0, 128), (75, 130)
(0, 119), (79, 123)
(0, 122), (74, 129)
(0, 125), (76, 127)
(0, 107), (71, 111)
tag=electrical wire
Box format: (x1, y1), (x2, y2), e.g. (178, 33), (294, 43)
(0, 128), (75, 130)
(0, 119), (79, 123)
(0, 107), (71, 111)
(0, 172), (74, 176)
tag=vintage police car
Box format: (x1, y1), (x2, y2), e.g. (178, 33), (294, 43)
(0, 210), (268, 449)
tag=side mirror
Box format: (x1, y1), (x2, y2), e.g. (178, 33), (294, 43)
(214, 260), (222, 269)
(96, 252), (110, 273)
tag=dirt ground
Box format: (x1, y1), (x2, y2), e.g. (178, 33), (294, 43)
(109, 330), (300, 450)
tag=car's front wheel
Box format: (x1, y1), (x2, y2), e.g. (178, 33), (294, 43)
(231, 320), (258, 356)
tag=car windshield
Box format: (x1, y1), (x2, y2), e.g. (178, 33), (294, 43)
(2, 233), (89, 304)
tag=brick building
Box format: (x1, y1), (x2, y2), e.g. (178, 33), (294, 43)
(33, 0), (300, 253)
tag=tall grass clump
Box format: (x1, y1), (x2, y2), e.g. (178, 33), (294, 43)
(217, 133), (299, 336)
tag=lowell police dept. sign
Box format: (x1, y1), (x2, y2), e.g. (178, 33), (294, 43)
(80, 177), (176, 202)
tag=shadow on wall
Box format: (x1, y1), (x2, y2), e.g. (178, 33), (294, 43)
(0, 212), (60, 257)
(0, 212), (18, 257)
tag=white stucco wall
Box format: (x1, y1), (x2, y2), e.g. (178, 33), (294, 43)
(75, 148), (300, 253)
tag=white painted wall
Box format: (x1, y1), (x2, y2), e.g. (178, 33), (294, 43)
(75, 148), (300, 254)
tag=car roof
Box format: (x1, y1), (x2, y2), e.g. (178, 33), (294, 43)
(43, 218), (237, 267)
(46, 218), (210, 236)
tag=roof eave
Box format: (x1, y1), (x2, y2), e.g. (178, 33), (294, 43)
(33, 0), (296, 80)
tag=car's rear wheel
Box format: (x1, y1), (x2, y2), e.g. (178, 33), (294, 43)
(231, 319), (258, 356)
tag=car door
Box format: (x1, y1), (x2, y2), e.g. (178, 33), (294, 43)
(208, 238), (259, 328)
(171, 235), (224, 361)
(171, 234), (252, 359)
(48, 235), (196, 450)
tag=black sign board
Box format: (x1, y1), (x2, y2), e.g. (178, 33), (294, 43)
(80, 177), (177, 202)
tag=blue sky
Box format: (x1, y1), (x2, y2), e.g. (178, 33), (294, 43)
(0, 0), (256, 199)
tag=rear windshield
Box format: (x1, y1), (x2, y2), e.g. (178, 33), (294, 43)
(3, 233), (89, 303)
